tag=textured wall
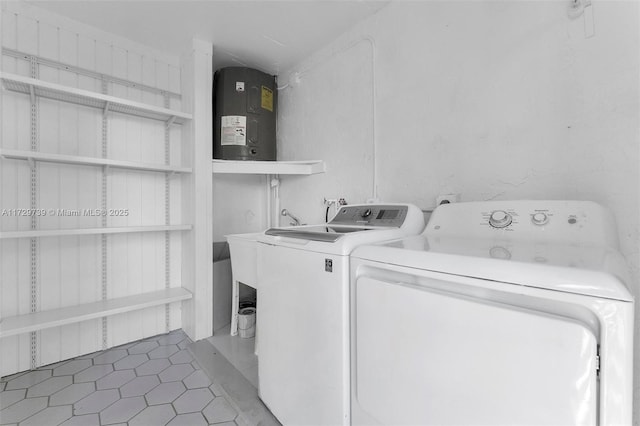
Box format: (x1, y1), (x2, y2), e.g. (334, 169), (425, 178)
(277, 0), (640, 422)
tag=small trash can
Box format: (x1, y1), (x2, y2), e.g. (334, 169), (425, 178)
(238, 307), (256, 338)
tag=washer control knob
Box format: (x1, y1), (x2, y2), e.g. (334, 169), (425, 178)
(361, 208), (372, 218)
(531, 212), (549, 226)
(489, 210), (512, 228)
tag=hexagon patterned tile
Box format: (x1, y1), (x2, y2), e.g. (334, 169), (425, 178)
(0, 329), (242, 425)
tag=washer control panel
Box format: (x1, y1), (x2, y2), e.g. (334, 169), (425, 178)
(330, 204), (409, 227)
(427, 200), (618, 248)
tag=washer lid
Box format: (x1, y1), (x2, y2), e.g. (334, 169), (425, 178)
(265, 225), (376, 242)
(258, 225), (417, 256)
(352, 235), (634, 301)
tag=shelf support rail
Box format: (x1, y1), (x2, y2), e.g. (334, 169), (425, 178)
(29, 83), (35, 105)
(100, 78), (109, 350)
(164, 92), (172, 333)
(29, 55), (40, 369)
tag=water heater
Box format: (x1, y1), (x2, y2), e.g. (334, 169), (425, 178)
(213, 67), (277, 161)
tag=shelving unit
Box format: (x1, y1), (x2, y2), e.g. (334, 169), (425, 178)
(1, 63), (194, 357)
(213, 159), (325, 175)
(1, 72), (192, 124)
(0, 225), (192, 239)
(0, 149), (192, 174)
(0, 288), (193, 338)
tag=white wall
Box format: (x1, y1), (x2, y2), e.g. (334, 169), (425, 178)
(277, 37), (376, 224)
(180, 38), (214, 341)
(277, 0), (640, 422)
(212, 174), (266, 242)
(1, 2), (186, 375)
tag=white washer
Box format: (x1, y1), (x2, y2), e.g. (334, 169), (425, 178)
(257, 203), (425, 425)
(350, 200), (634, 426)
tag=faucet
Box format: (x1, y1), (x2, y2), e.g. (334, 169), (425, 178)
(281, 209), (304, 226)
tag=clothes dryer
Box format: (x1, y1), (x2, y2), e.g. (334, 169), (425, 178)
(350, 200), (634, 426)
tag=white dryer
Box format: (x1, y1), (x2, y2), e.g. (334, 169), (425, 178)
(256, 204), (425, 425)
(350, 200), (634, 426)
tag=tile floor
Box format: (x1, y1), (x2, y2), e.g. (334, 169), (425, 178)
(189, 327), (279, 426)
(189, 342), (278, 426)
(0, 329), (241, 426)
(205, 326), (258, 389)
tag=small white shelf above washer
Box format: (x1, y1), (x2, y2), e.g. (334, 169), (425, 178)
(212, 159), (325, 175)
(0, 149), (192, 174)
(0, 287), (193, 338)
(0, 225), (192, 239)
(0, 72), (192, 124)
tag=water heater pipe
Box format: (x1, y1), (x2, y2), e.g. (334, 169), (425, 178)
(265, 175), (272, 227)
(272, 177), (280, 227)
(362, 36), (378, 202)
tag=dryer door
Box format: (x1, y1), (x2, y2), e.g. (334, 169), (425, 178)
(351, 270), (598, 426)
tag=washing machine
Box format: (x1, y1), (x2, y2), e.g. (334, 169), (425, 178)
(349, 200), (634, 426)
(256, 203), (425, 425)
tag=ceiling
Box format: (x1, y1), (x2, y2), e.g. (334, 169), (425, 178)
(26, 0), (389, 75)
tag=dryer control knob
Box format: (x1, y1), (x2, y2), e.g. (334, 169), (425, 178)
(361, 208), (372, 218)
(489, 210), (512, 228)
(531, 212), (549, 226)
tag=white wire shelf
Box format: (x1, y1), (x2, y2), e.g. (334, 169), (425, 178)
(212, 159), (326, 175)
(0, 287), (193, 338)
(1, 72), (192, 124)
(0, 149), (192, 174)
(0, 225), (192, 239)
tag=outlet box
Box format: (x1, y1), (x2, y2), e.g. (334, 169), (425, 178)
(324, 197), (348, 206)
(436, 194), (459, 205)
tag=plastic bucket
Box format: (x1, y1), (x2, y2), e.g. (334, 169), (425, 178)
(238, 307), (256, 338)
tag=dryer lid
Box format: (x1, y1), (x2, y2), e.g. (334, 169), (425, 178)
(352, 235), (634, 302)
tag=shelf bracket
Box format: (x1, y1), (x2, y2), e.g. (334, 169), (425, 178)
(27, 157), (35, 170)
(165, 115), (176, 129)
(102, 164), (111, 175)
(103, 101), (111, 118)
(29, 84), (36, 105)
